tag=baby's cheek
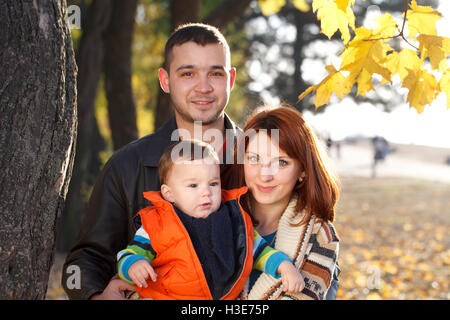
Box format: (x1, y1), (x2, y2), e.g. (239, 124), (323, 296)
(212, 198), (221, 212)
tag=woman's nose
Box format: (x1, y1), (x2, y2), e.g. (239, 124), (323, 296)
(259, 164), (274, 181)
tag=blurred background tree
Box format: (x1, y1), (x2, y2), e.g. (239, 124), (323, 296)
(56, 0), (440, 252)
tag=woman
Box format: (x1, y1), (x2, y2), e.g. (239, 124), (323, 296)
(235, 105), (340, 300)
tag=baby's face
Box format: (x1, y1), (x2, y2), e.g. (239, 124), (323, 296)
(162, 158), (221, 218)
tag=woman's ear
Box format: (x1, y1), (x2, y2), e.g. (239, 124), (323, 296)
(161, 184), (174, 202)
(298, 170), (306, 183)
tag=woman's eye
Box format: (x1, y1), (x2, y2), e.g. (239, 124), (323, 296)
(279, 159), (288, 167)
(247, 155), (258, 163)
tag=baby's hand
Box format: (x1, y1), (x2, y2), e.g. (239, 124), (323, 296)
(277, 260), (305, 293)
(128, 260), (157, 288)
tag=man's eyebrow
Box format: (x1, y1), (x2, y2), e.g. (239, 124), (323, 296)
(175, 64), (226, 72)
(175, 65), (194, 72)
(210, 65), (226, 70)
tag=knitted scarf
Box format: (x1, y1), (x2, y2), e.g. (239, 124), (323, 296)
(240, 194), (340, 300)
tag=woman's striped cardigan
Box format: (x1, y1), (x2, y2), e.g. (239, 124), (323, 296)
(240, 194), (340, 300)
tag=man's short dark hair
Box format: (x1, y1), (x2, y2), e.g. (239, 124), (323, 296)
(163, 23), (230, 70)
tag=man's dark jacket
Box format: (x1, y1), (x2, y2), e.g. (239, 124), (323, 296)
(62, 115), (241, 300)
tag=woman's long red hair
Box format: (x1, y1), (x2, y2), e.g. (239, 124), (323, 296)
(234, 105), (340, 223)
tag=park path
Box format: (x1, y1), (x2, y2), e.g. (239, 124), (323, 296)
(330, 143), (450, 185)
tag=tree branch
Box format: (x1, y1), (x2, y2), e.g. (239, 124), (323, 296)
(362, 0), (419, 51)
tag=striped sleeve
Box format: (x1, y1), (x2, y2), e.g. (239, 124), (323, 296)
(300, 221), (340, 300)
(252, 230), (292, 278)
(117, 226), (157, 284)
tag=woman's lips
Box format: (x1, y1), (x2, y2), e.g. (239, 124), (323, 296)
(256, 185), (276, 193)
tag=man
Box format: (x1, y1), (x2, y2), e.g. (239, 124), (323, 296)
(62, 23), (339, 300)
(62, 23), (240, 300)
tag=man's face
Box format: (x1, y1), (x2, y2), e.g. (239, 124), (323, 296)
(159, 42), (236, 125)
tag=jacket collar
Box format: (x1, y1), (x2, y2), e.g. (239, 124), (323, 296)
(143, 114), (241, 167)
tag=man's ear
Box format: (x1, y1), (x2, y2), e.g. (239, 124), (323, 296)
(160, 184), (174, 202)
(229, 67), (236, 91)
(158, 68), (170, 93)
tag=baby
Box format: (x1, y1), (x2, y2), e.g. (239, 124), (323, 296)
(117, 140), (304, 299)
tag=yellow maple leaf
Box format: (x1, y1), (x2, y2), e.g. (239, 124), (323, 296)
(385, 49), (422, 83)
(344, 55), (391, 96)
(312, 0), (355, 43)
(339, 28), (392, 95)
(417, 34), (450, 72)
(291, 0), (310, 12)
(340, 26), (392, 66)
(335, 0), (355, 12)
(298, 64), (348, 108)
(258, 0), (286, 16)
(372, 12), (398, 39)
(407, 0), (442, 39)
(439, 69), (450, 109)
(402, 68), (438, 113)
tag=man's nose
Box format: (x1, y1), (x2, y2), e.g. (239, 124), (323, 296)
(195, 75), (213, 93)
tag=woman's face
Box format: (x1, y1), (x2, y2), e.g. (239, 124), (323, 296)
(244, 131), (303, 207)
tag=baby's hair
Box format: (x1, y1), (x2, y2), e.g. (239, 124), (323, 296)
(158, 139), (219, 185)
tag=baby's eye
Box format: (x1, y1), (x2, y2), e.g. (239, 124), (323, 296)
(188, 183), (198, 188)
(210, 181), (220, 187)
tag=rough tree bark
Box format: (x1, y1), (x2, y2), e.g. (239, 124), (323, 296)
(0, 0), (77, 299)
(56, 0), (110, 253)
(104, 0), (139, 150)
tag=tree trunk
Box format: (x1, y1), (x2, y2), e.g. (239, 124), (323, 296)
(0, 0), (77, 299)
(104, 0), (139, 150)
(291, 10), (309, 112)
(56, 0), (110, 253)
(203, 0), (252, 29)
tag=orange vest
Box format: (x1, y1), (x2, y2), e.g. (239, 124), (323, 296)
(135, 186), (253, 300)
